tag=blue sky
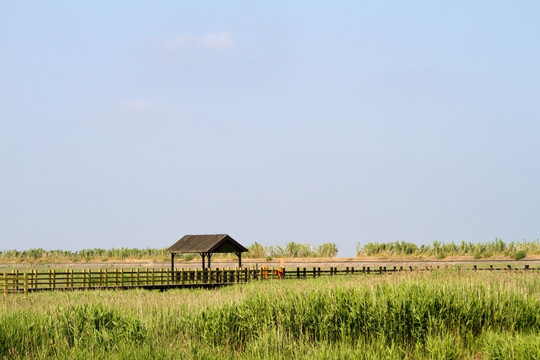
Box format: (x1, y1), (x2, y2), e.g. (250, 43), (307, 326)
(1, 1), (539, 256)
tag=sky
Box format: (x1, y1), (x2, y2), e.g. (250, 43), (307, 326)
(1, 1), (539, 256)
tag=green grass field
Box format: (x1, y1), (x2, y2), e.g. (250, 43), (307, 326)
(1, 270), (539, 359)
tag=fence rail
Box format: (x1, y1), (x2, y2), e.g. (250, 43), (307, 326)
(2, 264), (538, 297)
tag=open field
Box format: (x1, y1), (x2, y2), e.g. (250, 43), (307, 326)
(1, 270), (539, 359)
(1, 239), (538, 266)
(1, 256), (539, 273)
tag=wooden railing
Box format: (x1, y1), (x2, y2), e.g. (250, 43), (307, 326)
(2, 265), (538, 297)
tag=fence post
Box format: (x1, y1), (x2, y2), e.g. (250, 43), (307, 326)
(136, 269), (140, 286)
(70, 269), (74, 290)
(52, 270), (56, 289)
(3, 273), (7, 298)
(24, 273), (28, 297)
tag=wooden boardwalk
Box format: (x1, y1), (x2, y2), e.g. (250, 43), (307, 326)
(2, 264), (538, 297)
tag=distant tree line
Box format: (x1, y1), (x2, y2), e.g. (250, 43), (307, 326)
(357, 238), (539, 260)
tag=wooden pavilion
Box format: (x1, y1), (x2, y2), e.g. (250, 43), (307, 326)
(167, 234), (248, 272)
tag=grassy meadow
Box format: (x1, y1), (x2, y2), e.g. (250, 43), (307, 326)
(1, 270), (539, 359)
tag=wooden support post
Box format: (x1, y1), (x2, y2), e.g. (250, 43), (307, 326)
(52, 270), (56, 289)
(121, 269), (124, 287)
(3, 273), (7, 298)
(171, 253), (175, 276)
(181, 269), (185, 285)
(351, 267), (355, 274)
(303, 267), (307, 278)
(136, 269), (140, 286)
(103, 269), (107, 289)
(297, 267), (300, 278)
(24, 273), (28, 298)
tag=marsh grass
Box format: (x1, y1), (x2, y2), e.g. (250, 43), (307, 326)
(358, 239), (540, 259)
(1, 270), (538, 359)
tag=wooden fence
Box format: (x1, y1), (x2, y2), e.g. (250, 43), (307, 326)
(2, 264), (538, 297)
